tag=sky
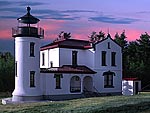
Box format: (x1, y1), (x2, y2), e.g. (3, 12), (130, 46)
(1, 0), (150, 54)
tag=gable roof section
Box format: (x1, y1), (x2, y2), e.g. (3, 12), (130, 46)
(40, 65), (96, 74)
(95, 34), (122, 48)
(41, 39), (92, 51)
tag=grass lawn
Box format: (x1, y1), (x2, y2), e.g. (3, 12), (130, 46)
(0, 92), (150, 113)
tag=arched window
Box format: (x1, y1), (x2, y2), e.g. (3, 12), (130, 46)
(103, 71), (115, 88)
(70, 76), (81, 93)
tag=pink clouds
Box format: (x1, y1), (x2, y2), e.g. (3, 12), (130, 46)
(40, 20), (65, 40)
(0, 19), (17, 39)
(0, 30), (11, 39)
(124, 29), (142, 41)
(0, 18), (145, 43)
(69, 27), (142, 42)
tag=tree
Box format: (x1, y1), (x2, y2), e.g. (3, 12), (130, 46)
(114, 31), (128, 49)
(96, 31), (105, 41)
(136, 33), (150, 88)
(0, 52), (14, 91)
(137, 32), (150, 64)
(54, 31), (71, 42)
(89, 31), (105, 43)
(114, 31), (128, 77)
(63, 32), (71, 39)
(89, 31), (97, 42)
(124, 32), (150, 88)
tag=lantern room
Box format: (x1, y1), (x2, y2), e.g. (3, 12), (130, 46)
(12, 6), (44, 38)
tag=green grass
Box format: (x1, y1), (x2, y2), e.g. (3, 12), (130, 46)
(0, 92), (150, 113)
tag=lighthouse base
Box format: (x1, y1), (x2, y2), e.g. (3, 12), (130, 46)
(12, 95), (43, 102)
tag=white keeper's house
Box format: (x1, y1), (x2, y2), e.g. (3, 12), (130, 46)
(11, 7), (122, 102)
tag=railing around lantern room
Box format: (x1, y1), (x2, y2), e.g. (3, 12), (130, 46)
(12, 26), (44, 39)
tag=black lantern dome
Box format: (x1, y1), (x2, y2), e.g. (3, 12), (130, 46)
(12, 6), (44, 38)
(17, 6), (40, 24)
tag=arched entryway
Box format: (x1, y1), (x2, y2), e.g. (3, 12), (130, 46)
(83, 76), (93, 92)
(70, 76), (81, 93)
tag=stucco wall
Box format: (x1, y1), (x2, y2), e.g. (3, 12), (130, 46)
(59, 48), (94, 68)
(94, 38), (122, 70)
(40, 48), (59, 68)
(13, 37), (42, 97)
(94, 38), (122, 93)
(40, 73), (94, 95)
(39, 38), (122, 95)
(93, 70), (122, 93)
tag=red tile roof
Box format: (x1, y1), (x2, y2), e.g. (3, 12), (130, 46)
(40, 39), (92, 51)
(40, 65), (96, 74)
(123, 78), (139, 81)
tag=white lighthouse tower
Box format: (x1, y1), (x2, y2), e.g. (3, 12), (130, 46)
(12, 7), (44, 101)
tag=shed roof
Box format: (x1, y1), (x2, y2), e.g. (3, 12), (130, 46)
(123, 78), (139, 81)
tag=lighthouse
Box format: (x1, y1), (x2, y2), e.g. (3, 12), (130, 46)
(12, 6), (44, 101)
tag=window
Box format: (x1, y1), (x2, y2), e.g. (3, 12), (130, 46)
(72, 51), (78, 67)
(103, 71), (115, 88)
(15, 61), (17, 77)
(108, 42), (110, 49)
(30, 71), (35, 87)
(102, 51), (106, 66)
(54, 74), (63, 89)
(30, 42), (35, 57)
(70, 76), (81, 93)
(42, 53), (45, 66)
(111, 52), (116, 66)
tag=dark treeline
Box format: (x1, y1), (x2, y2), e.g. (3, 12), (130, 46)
(0, 52), (14, 91)
(0, 31), (150, 92)
(114, 32), (150, 89)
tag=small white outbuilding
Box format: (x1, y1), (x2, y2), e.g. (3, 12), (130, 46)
(122, 78), (141, 95)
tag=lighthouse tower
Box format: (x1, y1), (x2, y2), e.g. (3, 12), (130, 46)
(12, 7), (44, 101)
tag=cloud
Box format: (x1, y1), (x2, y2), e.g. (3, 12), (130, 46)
(0, 7), (24, 13)
(136, 11), (150, 14)
(0, 1), (45, 7)
(0, 1), (11, 6)
(62, 10), (96, 13)
(0, 1), (46, 19)
(17, 1), (45, 6)
(90, 15), (139, 24)
(0, 30), (11, 39)
(0, 16), (17, 19)
(0, 7), (78, 21)
(49, 17), (79, 21)
(0, 0), (96, 21)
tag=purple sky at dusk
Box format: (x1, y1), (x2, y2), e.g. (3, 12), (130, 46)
(1, 0), (150, 53)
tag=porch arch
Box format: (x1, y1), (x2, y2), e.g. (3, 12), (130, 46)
(70, 76), (81, 93)
(83, 76), (93, 92)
